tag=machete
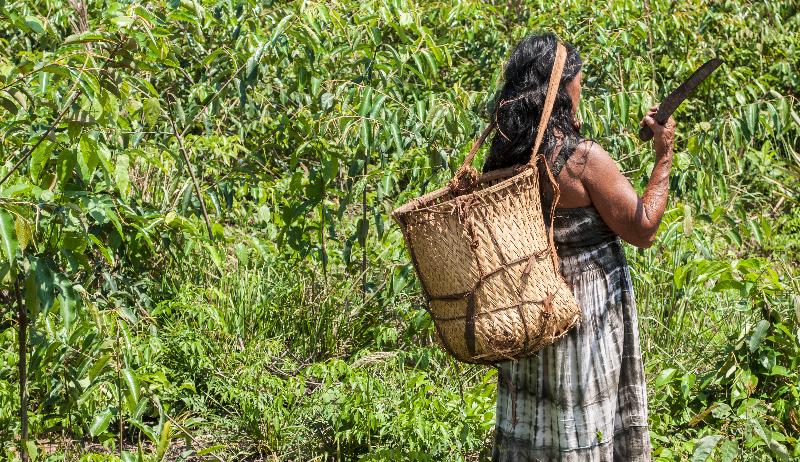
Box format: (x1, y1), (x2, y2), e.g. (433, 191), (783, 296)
(639, 58), (724, 141)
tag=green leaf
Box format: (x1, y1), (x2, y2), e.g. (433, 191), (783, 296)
(64, 32), (112, 45)
(0, 209), (19, 265)
(143, 97), (161, 128)
(717, 439), (738, 462)
(749, 319), (770, 352)
(357, 217), (368, 247)
(156, 420), (172, 462)
(89, 408), (114, 436)
(96, 142), (113, 175)
(78, 135), (100, 181)
(24, 270), (40, 319)
(122, 368), (140, 412)
(654, 368), (676, 388)
(745, 103), (758, 138)
(25, 16), (45, 35)
(691, 435), (722, 462)
(14, 218), (31, 252)
(24, 440), (38, 461)
(32, 257), (54, 313)
(87, 353), (112, 381)
(30, 140), (54, 181)
(360, 119), (373, 152)
(195, 444), (226, 456)
(55, 274), (77, 334)
(115, 153), (130, 199)
(0, 94), (18, 113)
(111, 15), (135, 29)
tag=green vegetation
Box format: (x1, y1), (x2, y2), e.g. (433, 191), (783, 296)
(0, 0), (798, 460)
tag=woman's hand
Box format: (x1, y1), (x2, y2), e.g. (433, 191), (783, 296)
(640, 105), (676, 157)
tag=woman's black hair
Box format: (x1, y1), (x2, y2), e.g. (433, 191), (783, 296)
(482, 33), (583, 173)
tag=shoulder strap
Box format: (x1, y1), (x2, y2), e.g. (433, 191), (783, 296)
(536, 44), (567, 274)
(551, 144), (576, 179)
(528, 44), (566, 166)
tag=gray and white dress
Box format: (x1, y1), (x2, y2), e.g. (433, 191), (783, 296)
(492, 155), (652, 461)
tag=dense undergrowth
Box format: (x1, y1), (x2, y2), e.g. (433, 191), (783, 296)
(1, 0), (798, 461)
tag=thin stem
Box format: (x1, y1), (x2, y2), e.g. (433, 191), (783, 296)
(14, 279), (28, 462)
(167, 108), (214, 240)
(361, 153), (368, 304)
(115, 320), (124, 454)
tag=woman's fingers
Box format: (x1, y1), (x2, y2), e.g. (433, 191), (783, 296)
(642, 115), (658, 129)
(640, 106), (659, 127)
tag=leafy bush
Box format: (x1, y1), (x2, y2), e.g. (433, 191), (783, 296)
(0, 0), (797, 461)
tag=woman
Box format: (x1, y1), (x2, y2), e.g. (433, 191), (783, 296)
(485, 34), (674, 461)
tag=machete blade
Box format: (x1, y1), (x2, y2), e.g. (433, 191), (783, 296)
(639, 58), (724, 141)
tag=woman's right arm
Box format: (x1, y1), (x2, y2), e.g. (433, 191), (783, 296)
(580, 107), (676, 248)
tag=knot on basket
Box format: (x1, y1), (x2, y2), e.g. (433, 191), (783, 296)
(448, 167), (479, 196)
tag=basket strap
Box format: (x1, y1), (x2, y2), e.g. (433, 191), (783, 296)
(449, 122), (496, 192)
(527, 42), (567, 167)
(534, 42), (567, 274)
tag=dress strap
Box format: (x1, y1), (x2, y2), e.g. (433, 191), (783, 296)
(550, 143), (576, 179)
(540, 142), (579, 216)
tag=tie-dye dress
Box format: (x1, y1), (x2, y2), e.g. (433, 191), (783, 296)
(492, 158), (652, 461)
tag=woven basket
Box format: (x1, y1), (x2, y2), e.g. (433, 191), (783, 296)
(391, 43), (580, 364)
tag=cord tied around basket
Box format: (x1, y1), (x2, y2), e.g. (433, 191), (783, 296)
(447, 166), (479, 196)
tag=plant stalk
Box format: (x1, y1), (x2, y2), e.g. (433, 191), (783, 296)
(167, 112), (214, 240)
(14, 279), (28, 462)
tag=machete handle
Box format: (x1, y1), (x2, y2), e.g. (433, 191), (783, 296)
(638, 125), (655, 142)
(638, 110), (670, 142)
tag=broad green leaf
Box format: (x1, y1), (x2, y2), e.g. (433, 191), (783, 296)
(55, 274), (77, 334)
(717, 439), (738, 462)
(691, 435), (722, 462)
(143, 97), (161, 128)
(115, 153), (130, 199)
(111, 15), (135, 29)
(749, 319), (770, 352)
(745, 103), (758, 138)
(32, 257), (54, 313)
(56, 150), (77, 187)
(122, 367), (140, 412)
(360, 119), (372, 152)
(0, 209), (18, 264)
(87, 353), (112, 381)
(196, 445), (226, 456)
(64, 31), (111, 45)
(89, 408), (114, 436)
(24, 440), (38, 461)
(156, 420), (172, 461)
(0, 94), (18, 113)
(654, 368), (676, 388)
(30, 140), (54, 181)
(14, 217), (31, 251)
(357, 217), (368, 247)
(25, 16), (45, 35)
(24, 270), (39, 319)
(78, 136), (100, 181)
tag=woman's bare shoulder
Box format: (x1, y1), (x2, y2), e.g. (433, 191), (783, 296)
(564, 139), (615, 179)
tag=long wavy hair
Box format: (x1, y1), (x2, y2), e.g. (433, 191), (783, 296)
(482, 33), (583, 173)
